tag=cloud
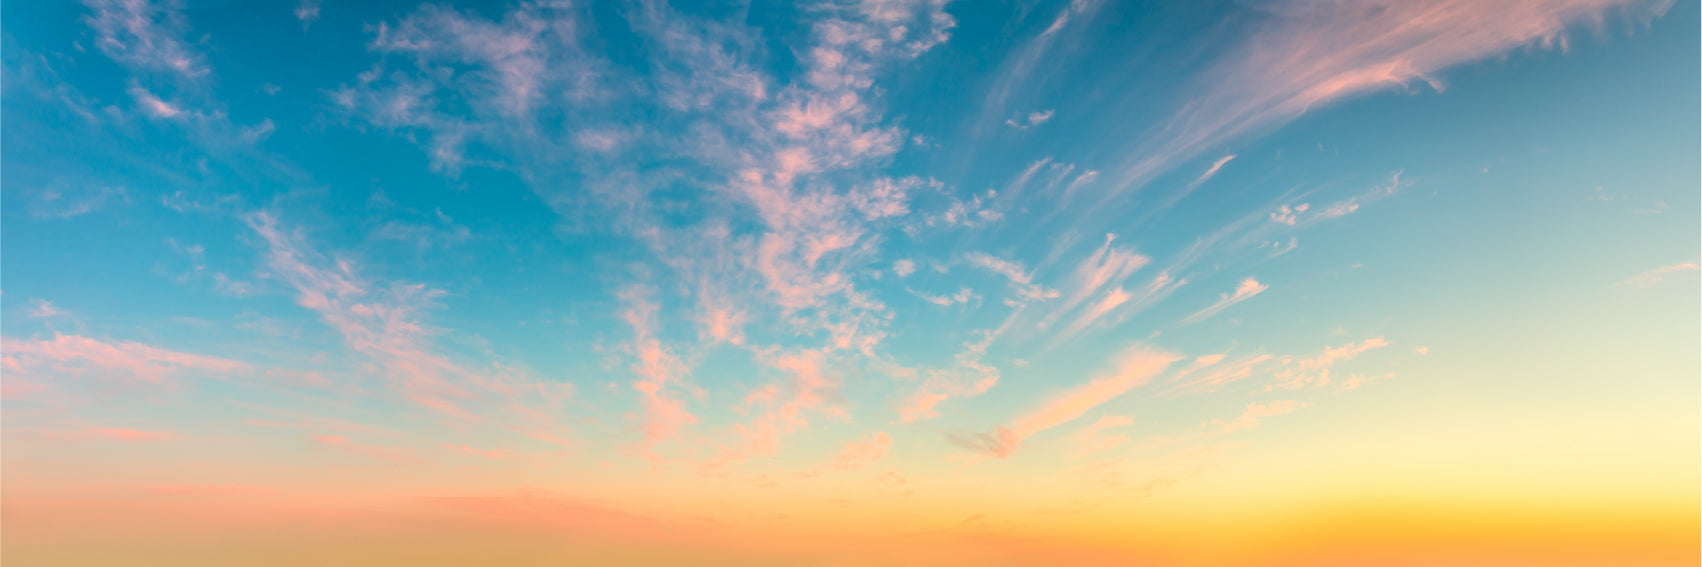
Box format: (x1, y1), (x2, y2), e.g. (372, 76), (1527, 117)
(1220, 401), (1306, 432)
(1104, 0), (1671, 199)
(893, 259), (916, 277)
(965, 252), (1058, 302)
(1067, 415), (1135, 457)
(1270, 337), (1390, 389)
(296, 0), (321, 26)
(898, 331), (1002, 423)
(728, 348), (846, 461)
(1618, 261), (1700, 287)
(961, 346), (1179, 458)
(620, 286), (697, 451)
(26, 299), (71, 319)
(82, 0), (209, 79)
(29, 185), (128, 219)
(443, 443), (508, 459)
(803, 431), (892, 476)
(50, 427), (177, 442)
(910, 286), (977, 307)
(128, 83), (184, 118)
(1182, 278), (1268, 324)
(0, 334), (249, 387)
(1185, 154), (1236, 192)
(1005, 109), (1055, 129)
(313, 434), (418, 463)
(1040, 234), (1153, 338)
(1164, 353), (1273, 394)
(246, 212), (574, 444)
(240, 118), (275, 143)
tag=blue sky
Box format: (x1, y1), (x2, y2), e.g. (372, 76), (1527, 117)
(1, 1), (1697, 564)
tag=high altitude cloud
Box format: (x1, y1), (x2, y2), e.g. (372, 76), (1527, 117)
(82, 0), (208, 79)
(956, 346), (1179, 458)
(1104, 0), (1672, 198)
(1, 334), (249, 388)
(620, 286), (698, 452)
(246, 212), (574, 445)
(1618, 261), (1700, 287)
(1219, 400), (1307, 432)
(1182, 278), (1268, 324)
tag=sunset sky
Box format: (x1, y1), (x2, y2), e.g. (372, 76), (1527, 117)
(2, 0), (1697, 565)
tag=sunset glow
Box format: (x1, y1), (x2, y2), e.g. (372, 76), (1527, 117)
(3, 0), (1697, 565)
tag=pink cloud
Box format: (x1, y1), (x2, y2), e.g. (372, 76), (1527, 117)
(620, 286), (698, 451)
(960, 346), (1180, 458)
(1067, 415), (1136, 457)
(1271, 337), (1390, 389)
(0, 334), (249, 387)
(1107, 0), (1671, 198)
(1618, 261), (1700, 287)
(442, 443), (508, 459)
(51, 427), (177, 442)
(1185, 154), (1237, 192)
(313, 435), (417, 464)
(25, 299), (70, 319)
(898, 332), (1001, 423)
(1042, 234), (1151, 329)
(246, 212), (573, 444)
(1220, 401), (1307, 432)
(965, 252), (1058, 302)
(728, 349), (845, 461)
(1182, 277), (1267, 324)
(802, 431), (893, 476)
(1164, 353), (1274, 394)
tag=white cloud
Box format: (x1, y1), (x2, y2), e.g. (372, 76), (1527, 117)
(1005, 108), (1055, 129)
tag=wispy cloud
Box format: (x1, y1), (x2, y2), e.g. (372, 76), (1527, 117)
(1185, 154), (1236, 192)
(1218, 401), (1306, 432)
(1104, 0), (1671, 199)
(898, 331), (1001, 423)
(956, 346), (1179, 458)
(909, 286), (977, 307)
(26, 299), (72, 319)
(1005, 109), (1055, 129)
(1182, 278), (1267, 324)
(965, 252), (1058, 303)
(802, 431), (892, 476)
(128, 83), (184, 119)
(246, 211), (574, 444)
(82, 0), (208, 79)
(50, 427), (178, 442)
(1618, 261), (1700, 287)
(1, 334), (249, 387)
(620, 286), (697, 452)
(313, 434), (418, 463)
(1270, 337), (1390, 389)
(295, 0), (321, 27)
(28, 185), (128, 219)
(1067, 415), (1135, 457)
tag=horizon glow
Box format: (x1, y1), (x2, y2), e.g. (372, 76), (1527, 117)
(2, 0), (1698, 565)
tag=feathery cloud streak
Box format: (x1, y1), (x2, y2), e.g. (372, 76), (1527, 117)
(1105, 0), (1673, 198)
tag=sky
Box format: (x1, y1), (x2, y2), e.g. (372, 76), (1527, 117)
(1, 0), (1697, 565)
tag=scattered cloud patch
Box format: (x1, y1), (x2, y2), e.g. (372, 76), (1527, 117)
(1005, 109), (1054, 129)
